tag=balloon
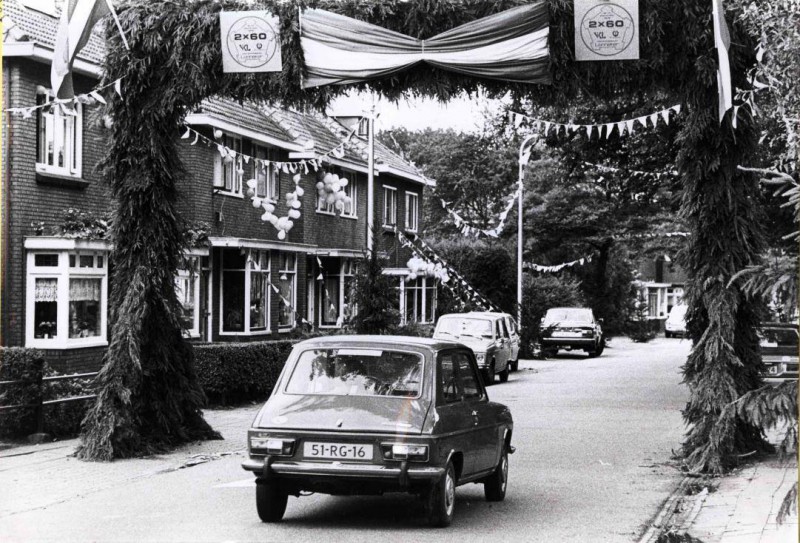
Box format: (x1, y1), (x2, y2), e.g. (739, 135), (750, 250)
(277, 230), (286, 240)
(334, 200), (345, 211)
(246, 188), (256, 198)
(214, 129), (223, 139)
(335, 191), (346, 201)
(295, 186), (304, 197)
(269, 215), (279, 226)
(288, 209), (301, 219)
(261, 211), (272, 221)
(251, 197), (261, 207)
(339, 178), (349, 187)
(323, 173), (333, 184)
(332, 174), (340, 182)
(246, 178), (257, 189)
(331, 182), (341, 192)
(293, 173), (301, 183)
(291, 200), (301, 209)
(409, 273), (418, 281)
(263, 203), (275, 213)
(326, 194), (336, 205)
(316, 182), (324, 190)
(285, 220), (294, 230)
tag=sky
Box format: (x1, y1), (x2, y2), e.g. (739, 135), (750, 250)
(328, 91), (509, 133)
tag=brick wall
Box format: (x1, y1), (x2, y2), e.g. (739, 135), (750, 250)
(3, 60), (113, 348)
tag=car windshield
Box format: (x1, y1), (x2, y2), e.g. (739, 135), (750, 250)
(436, 317), (493, 339)
(543, 308), (593, 325)
(285, 348), (424, 398)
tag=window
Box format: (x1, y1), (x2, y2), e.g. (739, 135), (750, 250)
(175, 257), (201, 337)
(26, 250), (107, 348)
(37, 92), (82, 177)
(277, 253), (297, 329)
(439, 353), (461, 404)
(220, 249), (270, 334)
(405, 192), (419, 232)
(456, 352), (482, 400)
(383, 186), (397, 226)
(342, 177), (358, 217)
(319, 258), (357, 327)
(399, 276), (437, 324)
(254, 145), (278, 200)
(213, 135), (243, 195)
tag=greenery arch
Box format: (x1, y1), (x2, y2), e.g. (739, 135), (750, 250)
(80, 0), (768, 471)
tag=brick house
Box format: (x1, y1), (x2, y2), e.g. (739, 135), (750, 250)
(1, 0), (435, 373)
(636, 255), (687, 327)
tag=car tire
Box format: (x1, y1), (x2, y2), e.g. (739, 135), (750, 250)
(665, 332), (672, 338)
(256, 480), (288, 523)
(544, 348), (558, 358)
(510, 359), (519, 372)
(498, 363), (509, 383)
(426, 461), (456, 527)
(596, 339), (605, 356)
(484, 448), (509, 502)
(482, 362), (495, 386)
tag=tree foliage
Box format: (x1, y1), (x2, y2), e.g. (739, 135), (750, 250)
(350, 234), (400, 334)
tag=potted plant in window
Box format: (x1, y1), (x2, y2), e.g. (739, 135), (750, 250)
(38, 321), (56, 339)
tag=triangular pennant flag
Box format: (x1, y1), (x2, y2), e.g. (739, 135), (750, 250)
(181, 127), (191, 139)
(513, 113), (523, 129)
(625, 120), (635, 134)
(732, 105), (740, 129)
(637, 116), (648, 128)
(661, 110), (670, 124)
(114, 79), (122, 98)
(586, 125), (594, 138)
(89, 90), (106, 104)
(650, 113), (658, 126)
(616, 122), (626, 135)
(671, 105), (681, 115)
(605, 124), (614, 139)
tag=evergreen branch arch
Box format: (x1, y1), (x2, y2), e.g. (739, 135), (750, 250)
(82, 0), (770, 468)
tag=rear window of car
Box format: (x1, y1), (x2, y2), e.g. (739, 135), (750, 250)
(435, 317), (493, 339)
(543, 308), (592, 324)
(285, 348), (424, 398)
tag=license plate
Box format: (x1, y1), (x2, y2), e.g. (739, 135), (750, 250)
(553, 331), (582, 338)
(303, 442), (373, 460)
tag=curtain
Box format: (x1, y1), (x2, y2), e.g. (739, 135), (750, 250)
(69, 278), (101, 301)
(300, 3), (550, 88)
(35, 278), (59, 302)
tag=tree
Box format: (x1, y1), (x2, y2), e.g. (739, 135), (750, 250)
(350, 232), (400, 334)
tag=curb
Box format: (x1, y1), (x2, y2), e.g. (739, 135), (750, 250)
(638, 477), (692, 543)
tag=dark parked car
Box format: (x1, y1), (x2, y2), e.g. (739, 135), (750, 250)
(760, 323), (798, 379)
(539, 307), (604, 357)
(242, 335), (514, 527)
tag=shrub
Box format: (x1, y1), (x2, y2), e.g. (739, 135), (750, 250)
(193, 340), (297, 405)
(392, 322), (435, 337)
(0, 348), (93, 438)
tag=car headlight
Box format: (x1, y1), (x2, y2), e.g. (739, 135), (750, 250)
(475, 352), (486, 363)
(249, 433), (295, 456)
(382, 443), (429, 462)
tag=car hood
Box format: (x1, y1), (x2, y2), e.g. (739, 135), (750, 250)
(254, 393), (431, 434)
(434, 335), (493, 351)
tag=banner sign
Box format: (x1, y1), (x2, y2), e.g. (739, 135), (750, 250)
(220, 11), (282, 73)
(575, 0), (639, 61)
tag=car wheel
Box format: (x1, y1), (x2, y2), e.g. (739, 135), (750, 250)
(510, 359), (519, 372)
(482, 362), (495, 386)
(596, 338), (605, 356)
(256, 480), (288, 523)
(544, 348), (558, 358)
(665, 331), (672, 338)
(426, 461), (456, 527)
(498, 363), (509, 383)
(484, 448), (508, 502)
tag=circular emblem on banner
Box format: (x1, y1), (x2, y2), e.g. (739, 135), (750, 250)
(580, 3), (636, 57)
(225, 16), (279, 69)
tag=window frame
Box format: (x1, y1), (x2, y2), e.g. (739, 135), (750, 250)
(253, 144), (278, 201)
(175, 257), (201, 338)
(382, 185), (397, 227)
(218, 249), (271, 336)
(26, 249), (108, 349)
(36, 92), (83, 178)
(213, 135), (244, 197)
(276, 252), (297, 331)
(397, 276), (437, 325)
(405, 191), (419, 232)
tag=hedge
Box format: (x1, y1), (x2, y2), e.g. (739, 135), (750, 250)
(0, 347), (93, 438)
(193, 340), (298, 405)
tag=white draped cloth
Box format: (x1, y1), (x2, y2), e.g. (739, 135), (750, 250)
(300, 3), (550, 88)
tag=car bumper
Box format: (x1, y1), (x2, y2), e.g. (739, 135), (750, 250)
(541, 337), (595, 348)
(242, 456), (445, 481)
(763, 363), (799, 379)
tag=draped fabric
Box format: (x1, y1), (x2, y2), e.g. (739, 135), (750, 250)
(300, 3), (551, 88)
(35, 278), (59, 302)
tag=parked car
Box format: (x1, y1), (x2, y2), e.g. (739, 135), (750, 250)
(759, 323), (799, 379)
(665, 303), (687, 338)
(242, 335), (514, 527)
(433, 313), (513, 384)
(465, 312), (521, 371)
(539, 307), (604, 357)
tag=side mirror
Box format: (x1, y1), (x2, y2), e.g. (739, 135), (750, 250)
(597, 318), (604, 324)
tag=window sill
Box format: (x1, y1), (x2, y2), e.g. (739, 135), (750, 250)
(278, 326), (296, 333)
(405, 228), (418, 234)
(35, 170), (88, 189)
(317, 210), (358, 220)
(213, 189), (244, 199)
(382, 225), (397, 234)
(219, 330), (272, 336)
(26, 339), (108, 350)
(319, 324), (341, 330)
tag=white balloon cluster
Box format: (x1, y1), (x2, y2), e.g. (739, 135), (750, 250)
(405, 256), (450, 283)
(316, 172), (352, 214)
(247, 173), (304, 240)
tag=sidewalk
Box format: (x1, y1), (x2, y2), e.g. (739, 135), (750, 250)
(649, 457), (798, 543)
(0, 405), (260, 519)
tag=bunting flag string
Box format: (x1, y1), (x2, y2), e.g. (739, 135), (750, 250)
(315, 256), (340, 322)
(246, 251), (311, 327)
(524, 254), (593, 274)
(179, 115), (365, 177)
(582, 162), (679, 180)
(614, 231), (690, 240)
(5, 77), (123, 118)
(397, 231), (499, 311)
(439, 188), (520, 238)
(509, 104), (682, 139)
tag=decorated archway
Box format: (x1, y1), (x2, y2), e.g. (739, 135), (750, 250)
(80, 0), (768, 473)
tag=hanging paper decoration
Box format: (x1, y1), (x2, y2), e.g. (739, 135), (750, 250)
(6, 77), (123, 119)
(316, 171), (352, 214)
(583, 162), (678, 180)
(405, 256), (450, 283)
(524, 254), (593, 274)
(439, 188), (520, 238)
(508, 104), (683, 138)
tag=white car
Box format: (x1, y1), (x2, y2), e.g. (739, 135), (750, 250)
(665, 304), (687, 338)
(433, 313), (514, 384)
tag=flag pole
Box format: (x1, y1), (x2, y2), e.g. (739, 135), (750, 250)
(517, 134), (537, 330)
(103, 0), (130, 50)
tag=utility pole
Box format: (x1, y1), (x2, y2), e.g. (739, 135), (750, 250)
(517, 134), (537, 329)
(366, 104), (375, 253)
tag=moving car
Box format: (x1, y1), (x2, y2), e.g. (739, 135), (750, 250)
(242, 335), (514, 527)
(433, 313), (513, 384)
(539, 307), (604, 357)
(665, 303), (687, 338)
(759, 323), (799, 379)
(465, 312), (522, 371)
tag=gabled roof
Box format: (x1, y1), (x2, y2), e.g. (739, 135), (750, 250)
(4, 0), (105, 66)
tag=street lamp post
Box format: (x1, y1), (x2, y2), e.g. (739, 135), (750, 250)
(517, 134), (537, 330)
(366, 105), (376, 253)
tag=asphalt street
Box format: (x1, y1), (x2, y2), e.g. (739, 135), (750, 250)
(1, 337), (691, 542)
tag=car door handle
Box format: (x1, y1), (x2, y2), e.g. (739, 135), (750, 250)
(471, 410), (478, 416)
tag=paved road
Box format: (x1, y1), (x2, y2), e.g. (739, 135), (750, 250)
(1, 337), (691, 542)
